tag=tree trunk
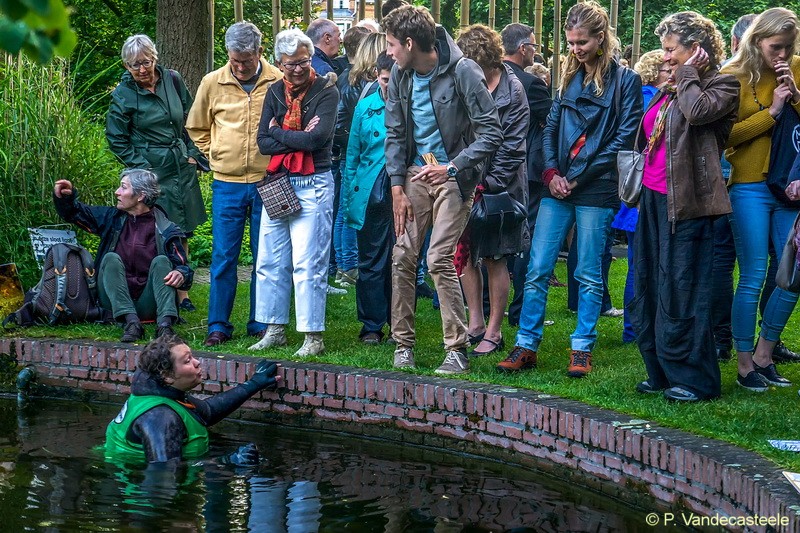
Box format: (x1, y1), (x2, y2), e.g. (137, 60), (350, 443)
(156, 0), (210, 95)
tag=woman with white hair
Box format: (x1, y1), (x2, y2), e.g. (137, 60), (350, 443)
(249, 29), (339, 357)
(106, 34), (206, 312)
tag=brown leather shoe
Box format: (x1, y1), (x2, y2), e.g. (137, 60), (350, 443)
(497, 346), (537, 372)
(204, 331), (231, 347)
(567, 350), (592, 378)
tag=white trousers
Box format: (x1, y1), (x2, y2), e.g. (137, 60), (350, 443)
(254, 172), (334, 332)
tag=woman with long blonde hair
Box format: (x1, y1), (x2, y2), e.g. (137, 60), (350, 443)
(502, 1), (643, 375)
(721, 8), (800, 392)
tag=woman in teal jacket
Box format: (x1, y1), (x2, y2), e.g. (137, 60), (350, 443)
(106, 34), (206, 310)
(342, 52), (395, 343)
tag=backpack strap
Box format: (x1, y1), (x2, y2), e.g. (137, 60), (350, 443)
(358, 80), (377, 102)
(46, 243), (72, 324)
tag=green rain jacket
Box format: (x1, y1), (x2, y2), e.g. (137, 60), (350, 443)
(106, 65), (207, 234)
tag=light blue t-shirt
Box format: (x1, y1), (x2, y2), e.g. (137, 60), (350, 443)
(411, 69), (448, 166)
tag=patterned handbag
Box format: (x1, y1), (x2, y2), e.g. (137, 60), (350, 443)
(257, 170), (301, 220)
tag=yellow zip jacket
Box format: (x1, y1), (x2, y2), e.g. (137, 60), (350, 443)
(187, 58), (282, 183)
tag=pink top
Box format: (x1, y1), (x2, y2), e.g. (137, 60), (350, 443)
(642, 94), (668, 194)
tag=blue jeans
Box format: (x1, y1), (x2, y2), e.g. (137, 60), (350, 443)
(516, 198), (614, 352)
(333, 171), (358, 272)
(208, 180), (265, 336)
(729, 182), (799, 352)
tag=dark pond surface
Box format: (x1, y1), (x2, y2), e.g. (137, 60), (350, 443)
(0, 397), (687, 532)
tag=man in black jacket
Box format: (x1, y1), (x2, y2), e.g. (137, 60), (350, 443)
(500, 23), (554, 327)
(54, 169), (193, 342)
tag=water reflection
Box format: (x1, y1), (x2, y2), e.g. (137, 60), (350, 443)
(0, 398), (675, 532)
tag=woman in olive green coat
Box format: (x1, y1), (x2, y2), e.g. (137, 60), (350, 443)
(106, 34), (206, 310)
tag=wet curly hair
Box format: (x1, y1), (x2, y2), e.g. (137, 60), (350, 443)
(634, 49), (666, 86)
(138, 334), (186, 384)
(457, 24), (504, 71)
(655, 11), (726, 68)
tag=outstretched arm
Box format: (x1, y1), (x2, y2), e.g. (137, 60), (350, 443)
(189, 360), (280, 426)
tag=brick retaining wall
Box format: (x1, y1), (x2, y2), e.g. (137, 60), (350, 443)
(3, 337), (800, 531)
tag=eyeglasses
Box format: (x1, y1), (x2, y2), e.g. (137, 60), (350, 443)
(521, 42), (539, 49)
(128, 59), (154, 70)
(282, 59), (312, 71)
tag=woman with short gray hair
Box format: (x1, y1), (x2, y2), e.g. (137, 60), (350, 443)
(120, 34), (158, 65)
(273, 29), (315, 62)
(249, 28), (339, 357)
(122, 169), (161, 207)
(106, 33), (206, 312)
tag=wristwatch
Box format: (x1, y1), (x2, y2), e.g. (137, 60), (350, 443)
(446, 162), (458, 178)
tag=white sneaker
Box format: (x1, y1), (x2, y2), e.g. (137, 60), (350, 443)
(248, 324), (287, 350)
(435, 350), (469, 375)
(294, 333), (324, 357)
(393, 346), (416, 368)
(601, 307), (624, 318)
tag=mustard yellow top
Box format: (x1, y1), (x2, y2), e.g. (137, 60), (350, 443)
(722, 58), (800, 185)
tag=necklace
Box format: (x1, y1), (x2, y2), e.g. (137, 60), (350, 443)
(751, 82), (768, 111)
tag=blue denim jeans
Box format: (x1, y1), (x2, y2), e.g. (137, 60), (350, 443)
(515, 198), (614, 352)
(208, 180), (265, 337)
(729, 181), (799, 352)
(333, 167), (358, 271)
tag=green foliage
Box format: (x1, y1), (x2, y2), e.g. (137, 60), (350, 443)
(0, 54), (121, 288)
(0, 0), (77, 63)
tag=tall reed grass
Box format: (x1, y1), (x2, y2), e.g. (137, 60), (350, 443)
(0, 53), (121, 288)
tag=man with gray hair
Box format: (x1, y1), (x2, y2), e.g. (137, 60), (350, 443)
(53, 169), (193, 342)
(500, 22), (553, 327)
(306, 18), (341, 75)
(187, 22), (283, 347)
(731, 13), (757, 55)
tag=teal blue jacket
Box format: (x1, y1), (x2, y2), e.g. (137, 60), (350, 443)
(342, 90), (387, 230)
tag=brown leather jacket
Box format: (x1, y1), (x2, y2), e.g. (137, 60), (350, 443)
(639, 65), (739, 222)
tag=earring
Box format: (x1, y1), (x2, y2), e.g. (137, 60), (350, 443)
(597, 49), (603, 56)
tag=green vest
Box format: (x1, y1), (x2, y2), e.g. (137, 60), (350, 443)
(104, 394), (209, 463)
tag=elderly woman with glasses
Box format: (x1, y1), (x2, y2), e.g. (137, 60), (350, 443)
(106, 34), (206, 312)
(249, 29), (339, 357)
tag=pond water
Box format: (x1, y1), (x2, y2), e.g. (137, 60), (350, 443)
(0, 397), (686, 532)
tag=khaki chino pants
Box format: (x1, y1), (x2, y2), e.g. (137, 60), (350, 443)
(391, 168), (474, 351)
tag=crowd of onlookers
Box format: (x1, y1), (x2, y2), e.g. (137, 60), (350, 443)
(53, 0), (800, 403)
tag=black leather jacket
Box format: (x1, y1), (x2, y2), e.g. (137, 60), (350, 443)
(543, 60), (642, 205)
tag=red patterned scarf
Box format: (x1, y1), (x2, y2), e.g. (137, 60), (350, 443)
(267, 70), (317, 175)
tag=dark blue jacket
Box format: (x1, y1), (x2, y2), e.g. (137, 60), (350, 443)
(53, 189), (193, 290)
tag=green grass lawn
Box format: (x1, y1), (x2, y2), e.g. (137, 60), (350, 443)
(8, 259), (800, 471)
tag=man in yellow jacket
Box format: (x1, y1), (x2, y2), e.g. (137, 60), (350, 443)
(187, 21), (282, 347)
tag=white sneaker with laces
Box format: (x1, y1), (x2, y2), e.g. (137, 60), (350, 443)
(393, 346), (416, 368)
(435, 350), (469, 375)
